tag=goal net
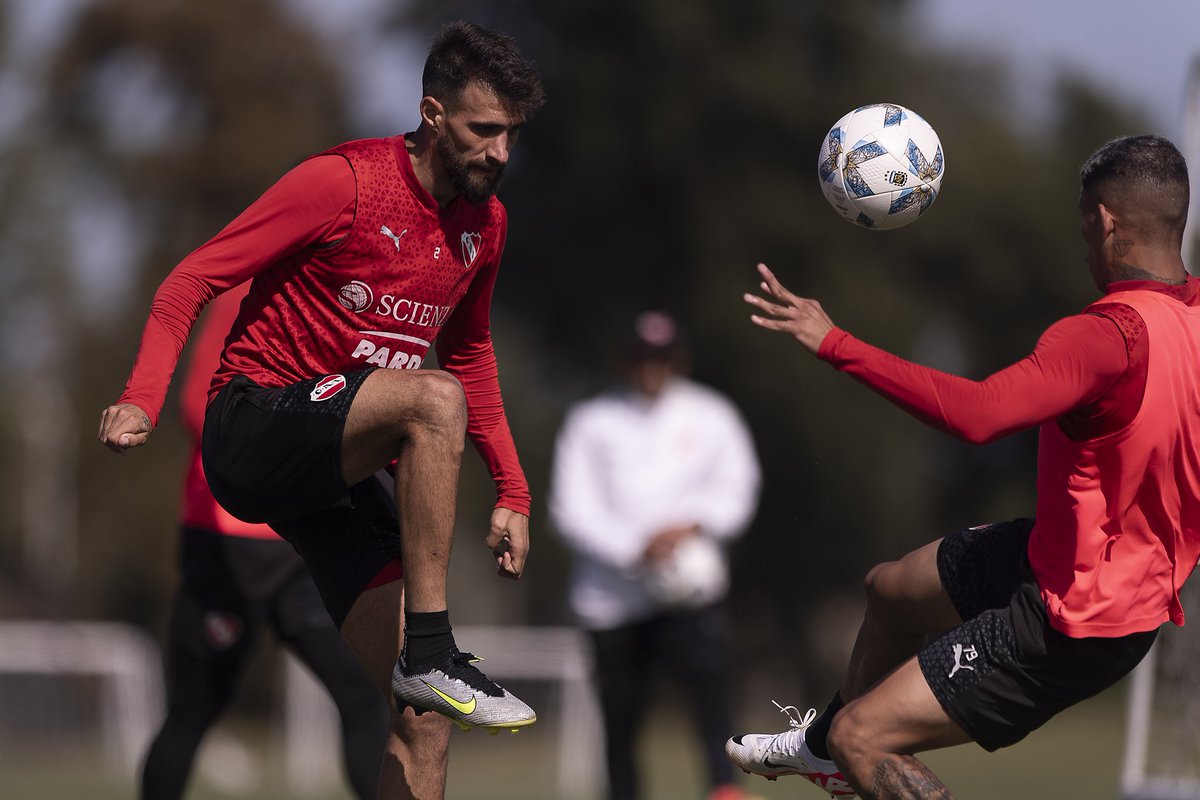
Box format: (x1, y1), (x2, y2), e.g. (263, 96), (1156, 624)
(1121, 56), (1200, 800)
(1121, 579), (1200, 799)
(0, 620), (602, 796)
(0, 620), (163, 776)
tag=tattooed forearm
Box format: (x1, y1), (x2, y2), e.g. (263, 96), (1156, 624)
(868, 755), (955, 800)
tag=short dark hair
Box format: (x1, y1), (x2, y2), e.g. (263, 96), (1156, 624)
(1080, 135), (1190, 243)
(423, 21), (545, 120)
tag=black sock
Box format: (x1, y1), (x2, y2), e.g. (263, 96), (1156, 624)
(402, 610), (455, 673)
(805, 691), (844, 761)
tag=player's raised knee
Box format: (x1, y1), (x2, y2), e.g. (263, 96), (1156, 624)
(421, 370), (466, 413)
(405, 370), (467, 434)
(863, 560), (906, 612)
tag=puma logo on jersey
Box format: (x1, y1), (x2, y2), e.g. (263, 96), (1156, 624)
(380, 225), (407, 251)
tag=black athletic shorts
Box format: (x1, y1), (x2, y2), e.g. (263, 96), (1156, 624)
(202, 371), (403, 628)
(169, 526), (331, 662)
(917, 518), (1158, 751)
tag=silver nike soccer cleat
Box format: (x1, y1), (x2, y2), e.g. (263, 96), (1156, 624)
(725, 701), (856, 797)
(391, 648), (537, 732)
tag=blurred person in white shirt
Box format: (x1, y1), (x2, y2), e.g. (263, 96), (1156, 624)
(550, 310), (761, 800)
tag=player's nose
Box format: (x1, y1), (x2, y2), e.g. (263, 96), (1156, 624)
(486, 134), (512, 165)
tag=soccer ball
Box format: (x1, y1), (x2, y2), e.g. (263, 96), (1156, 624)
(643, 536), (728, 609)
(817, 103), (945, 230)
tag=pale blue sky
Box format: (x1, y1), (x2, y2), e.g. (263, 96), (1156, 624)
(4, 0), (1199, 296)
(8, 1), (1198, 137)
(912, 0), (1200, 138)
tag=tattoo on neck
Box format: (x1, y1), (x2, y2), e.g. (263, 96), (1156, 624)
(1111, 262), (1187, 285)
(1114, 239), (1134, 257)
(869, 755), (955, 800)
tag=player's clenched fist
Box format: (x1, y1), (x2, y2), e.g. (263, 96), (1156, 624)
(98, 403), (153, 454)
(487, 506), (529, 580)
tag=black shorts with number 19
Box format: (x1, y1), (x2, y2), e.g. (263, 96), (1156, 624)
(918, 518), (1156, 751)
(202, 370), (401, 627)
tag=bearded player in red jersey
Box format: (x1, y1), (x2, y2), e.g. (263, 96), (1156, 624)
(142, 283), (387, 800)
(98, 21), (544, 799)
(726, 135), (1200, 799)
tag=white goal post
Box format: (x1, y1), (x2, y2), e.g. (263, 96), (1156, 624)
(0, 620), (164, 776)
(283, 624), (604, 798)
(1118, 53), (1200, 800)
(1121, 641), (1200, 800)
(1120, 593), (1200, 800)
(0, 619), (600, 795)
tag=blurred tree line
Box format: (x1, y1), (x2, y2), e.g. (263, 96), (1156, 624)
(0, 0), (1146, 693)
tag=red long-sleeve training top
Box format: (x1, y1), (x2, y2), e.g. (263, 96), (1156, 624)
(819, 277), (1200, 636)
(117, 140), (530, 515)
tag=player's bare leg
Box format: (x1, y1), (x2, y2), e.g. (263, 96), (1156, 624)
(341, 580), (451, 800)
(341, 369), (466, 613)
(842, 539), (960, 700)
(726, 539), (960, 795)
(339, 368), (536, 730)
(828, 657), (971, 799)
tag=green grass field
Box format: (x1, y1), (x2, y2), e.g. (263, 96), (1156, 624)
(0, 684), (1129, 799)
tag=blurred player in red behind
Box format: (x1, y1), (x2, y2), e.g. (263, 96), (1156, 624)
(141, 284), (388, 800)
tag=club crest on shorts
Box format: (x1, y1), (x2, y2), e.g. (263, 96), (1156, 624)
(310, 374), (348, 402)
(203, 611), (243, 651)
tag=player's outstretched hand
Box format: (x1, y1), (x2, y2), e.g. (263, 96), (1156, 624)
(487, 507), (529, 580)
(98, 402), (153, 454)
(744, 262), (834, 354)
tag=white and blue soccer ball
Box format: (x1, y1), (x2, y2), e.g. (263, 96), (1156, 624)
(817, 103), (945, 230)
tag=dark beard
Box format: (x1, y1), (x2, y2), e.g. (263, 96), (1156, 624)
(436, 135), (505, 205)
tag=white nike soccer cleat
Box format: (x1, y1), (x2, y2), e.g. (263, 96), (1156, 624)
(391, 648), (537, 733)
(725, 701), (857, 798)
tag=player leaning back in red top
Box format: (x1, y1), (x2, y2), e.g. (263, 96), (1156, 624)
(98, 20), (544, 800)
(726, 135), (1200, 799)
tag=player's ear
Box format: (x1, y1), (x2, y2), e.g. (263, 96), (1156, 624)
(1097, 202), (1118, 237)
(420, 96), (445, 131)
